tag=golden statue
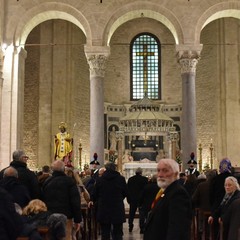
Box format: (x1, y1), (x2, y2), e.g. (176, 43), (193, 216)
(54, 122), (73, 165)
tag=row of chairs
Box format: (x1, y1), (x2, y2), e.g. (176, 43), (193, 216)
(192, 208), (223, 240)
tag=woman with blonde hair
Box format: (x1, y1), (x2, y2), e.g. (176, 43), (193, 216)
(22, 199), (67, 240)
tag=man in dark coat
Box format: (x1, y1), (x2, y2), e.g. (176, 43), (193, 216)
(0, 186), (24, 240)
(144, 158), (192, 240)
(90, 162), (127, 240)
(0, 149), (40, 199)
(42, 160), (82, 239)
(127, 167), (148, 233)
(0, 166), (31, 208)
(139, 174), (159, 229)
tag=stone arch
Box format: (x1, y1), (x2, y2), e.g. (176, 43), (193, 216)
(102, 2), (184, 46)
(195, 2), (240, 44)
(12, 2), (92, 47)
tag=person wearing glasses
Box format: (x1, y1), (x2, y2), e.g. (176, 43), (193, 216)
(0, 149), (40, 199)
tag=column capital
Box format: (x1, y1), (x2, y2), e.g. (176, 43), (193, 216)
(84, 46), (110, 77)
(116, 131), (124, 140)
(176, 44), (202, 73)
(167, 131), (179, 142)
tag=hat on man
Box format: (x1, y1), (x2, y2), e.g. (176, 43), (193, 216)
(187, 152), (197, 164)
(90, 152), (100, 165)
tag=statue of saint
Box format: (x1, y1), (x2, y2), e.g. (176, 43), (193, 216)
(109, 126), (117, 152)
(54, 122), (73, 165)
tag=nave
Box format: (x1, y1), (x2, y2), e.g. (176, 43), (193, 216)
(96, 219), (143, 240)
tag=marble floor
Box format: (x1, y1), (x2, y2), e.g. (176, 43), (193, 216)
(96, 218), (143, 240)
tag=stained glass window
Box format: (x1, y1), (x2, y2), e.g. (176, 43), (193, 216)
(130, 33), (161, 100)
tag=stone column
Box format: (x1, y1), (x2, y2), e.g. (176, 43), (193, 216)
(168, 131), (179, 161)
(85, 46), (110, 166)
(0, 49), (4, 158)
(116, 131), (124, 173)
(176, 45), (202, 170)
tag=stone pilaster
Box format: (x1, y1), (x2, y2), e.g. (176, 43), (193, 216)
(0, 48), (3, 83)
(176, 44), (202, 170)
(85, 46), (110, 166)
(116, 130), (124, 173)
(167, 131), (179, 160)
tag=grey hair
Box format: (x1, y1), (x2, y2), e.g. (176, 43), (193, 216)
(225, 176), (240, 190)
(12, 150), (26, 162)
(3, 167), (18, 178)
(158, 158), (180, 179)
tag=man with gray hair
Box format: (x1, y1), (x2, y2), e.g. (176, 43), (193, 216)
(127, 167), (148, 233)
(143, 159), (192, 240)
(0, 149), (39, 199)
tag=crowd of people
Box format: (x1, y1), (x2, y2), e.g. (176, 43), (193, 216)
(0, 148), (240, 240)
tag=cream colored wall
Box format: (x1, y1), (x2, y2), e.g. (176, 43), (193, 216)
(23, 20), (89, 169)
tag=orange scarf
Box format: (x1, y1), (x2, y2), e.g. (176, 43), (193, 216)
(151, 188), (164, 209)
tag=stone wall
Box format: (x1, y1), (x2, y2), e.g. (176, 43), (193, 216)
(23, 17), (240, 169)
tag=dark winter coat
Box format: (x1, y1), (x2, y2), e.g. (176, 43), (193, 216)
(0, 187), (23, 240)
(0, 176), (31, 208)
(0, 160), (40, 199)
(42, 171), (82, 223)
(92, 169), (127, 224)
(209, 172), (232, 213)
(127, 174), (148, 203)
(213, 190), (240, 240)
(144, 180), (192, 240)
(139, 181), (159, 216)
(222, 198), (240, 240)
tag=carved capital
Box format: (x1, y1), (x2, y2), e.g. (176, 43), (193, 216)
(116, 131), (124, 141)
(167, 131), (179, 142)
(84, 45), (110, 77)
(176, 44), (202, 74)
(178, 58), (198, 74)
(86, 54), (108, 77)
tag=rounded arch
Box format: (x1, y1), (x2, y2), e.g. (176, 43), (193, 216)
(195, 2), (240, 44)
(102, 2), (184, 46)
(12, 2), (92, 47)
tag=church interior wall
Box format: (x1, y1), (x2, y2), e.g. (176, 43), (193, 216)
(23, 20), (90, 169)
(105, 18), (179, 105)
(196, 18), (240, 168)
(20, 16), (240, 169)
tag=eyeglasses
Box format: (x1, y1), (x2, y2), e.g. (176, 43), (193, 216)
(22, 156), (29, 160)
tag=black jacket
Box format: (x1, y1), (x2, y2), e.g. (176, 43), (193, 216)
(0, 160), (40, 199)
(92, 169), (127, 224)
(0, 176), (31, 208)
(127, 174), (148, 203)
(42, 171), (82, 223)
(0, 187), (23, 240)
(144, 180), (192, 240)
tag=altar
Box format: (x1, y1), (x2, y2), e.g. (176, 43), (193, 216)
(123, 161), (157, 180)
